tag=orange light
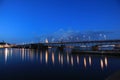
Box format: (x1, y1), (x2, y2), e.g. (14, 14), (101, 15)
(77, 56), (79, 64)
(52, 52), (55, 64)
(100, 59), (104, 69)
(89, 56), (91, 66)
(45, 50), (48, 64)
(105, 57), (108, 67)
(84, 57), (86, 68)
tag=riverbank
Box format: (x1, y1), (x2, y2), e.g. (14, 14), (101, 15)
(72, 50), (120, 56)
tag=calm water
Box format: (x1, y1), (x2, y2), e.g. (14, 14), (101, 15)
(0, 48), (120, 80)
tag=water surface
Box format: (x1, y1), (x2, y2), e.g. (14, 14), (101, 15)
(0, 48), (120, 80)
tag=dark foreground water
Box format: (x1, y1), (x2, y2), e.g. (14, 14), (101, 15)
(0, 48), (120, 80)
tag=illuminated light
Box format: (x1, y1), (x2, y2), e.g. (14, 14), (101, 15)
(48, 47), (52, 48)
(84, 57), (86, 68)
(4, 43), (10, 48)
(45, 50), (48, 64)
(0, 45), (3, 48)
(105, 57), (108, 67)
(100, 59), (104, 69)
(45, 39), (49, 43)
(40, 51), (42, 63)
(10, 48), (12, 56)
(61, 55), (63, 65)
(89, 56), (92, 66)
(24, 49), (27, 60)
(77, 56), (79, 64)
(52, 52), (55, 64)
(5, 48), (9, 63)
(58, 53), (61, 63)
(22, 48), (25, 60)
(29, 49), (34, 60)
(67, 54), (69, 64)
(71, 56), (74, 66)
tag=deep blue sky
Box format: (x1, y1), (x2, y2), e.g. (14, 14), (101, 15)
(0, 0), (120, 43)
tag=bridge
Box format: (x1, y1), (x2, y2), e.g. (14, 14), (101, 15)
(13, 39), (120, 51)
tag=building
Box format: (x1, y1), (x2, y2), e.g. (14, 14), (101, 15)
(0, 42), (11, 48)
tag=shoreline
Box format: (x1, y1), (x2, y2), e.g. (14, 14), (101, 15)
(72, 50), (120, 56)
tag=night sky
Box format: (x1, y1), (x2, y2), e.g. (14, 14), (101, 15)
(0, 0), (120, 43)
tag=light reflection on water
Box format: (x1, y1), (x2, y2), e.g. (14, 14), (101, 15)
(84, 57), (87, 68)
(100, 59), (104, 69)
(52, 52), (55, 64)
(89, 56), (91, 66)
(45, 50), (48, 64)
(4, 48), (12, 63)
(2, 48), (110, 69)
(0, 48), (120, 80)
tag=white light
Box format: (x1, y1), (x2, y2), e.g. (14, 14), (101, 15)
(100, 59), (104, 69)
(45, 39), (49, 43)
(5, 48), (9, 63)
